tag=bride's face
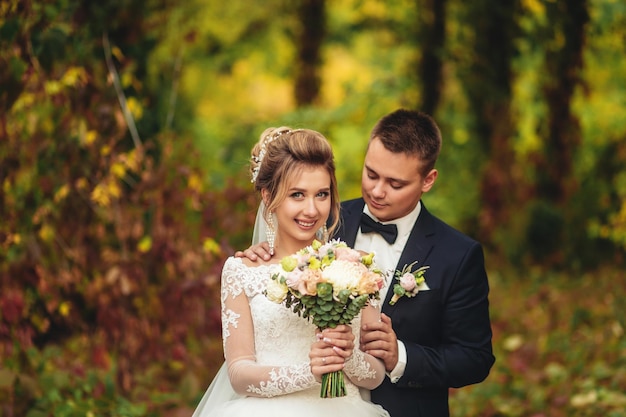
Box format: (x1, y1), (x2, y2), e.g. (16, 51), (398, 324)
(274, 165), (331, 254)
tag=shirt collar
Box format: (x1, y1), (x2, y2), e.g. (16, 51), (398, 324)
(363, 200), (422, 241)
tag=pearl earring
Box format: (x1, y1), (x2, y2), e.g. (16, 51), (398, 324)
(266, 213), (276, 256)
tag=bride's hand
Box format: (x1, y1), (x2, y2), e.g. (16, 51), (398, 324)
(309, 325), (354, 382)
(320, 325), (355, 357)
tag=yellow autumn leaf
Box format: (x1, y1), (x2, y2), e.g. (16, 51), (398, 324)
(203, 238), (221, 255)
(54, 184), (70, 203)
(522, 0), (545, 16)
(11, 91), (35, 112)
(61, 67), (87, 87)
(85, 130), (97, 145)
(91, 183), (110, 207)
(111, 162), (126, 178)
(38, 224), (55, 242)
(8, 233), (21, 245)
(101, 145), (112, 156)
(126, 96), (143, 120)
(58, 301), (71, 317)
(188, 173), (203, 193)
(137, 236), (152, 253)
(108, 181), (121, 198)
(44, 80), (63, 95)
(121, 71), (134, 89)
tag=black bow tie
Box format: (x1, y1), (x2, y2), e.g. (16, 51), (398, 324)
(360, 213), (398, 244)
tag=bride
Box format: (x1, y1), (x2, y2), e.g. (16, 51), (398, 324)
(191, 127), (389, 417)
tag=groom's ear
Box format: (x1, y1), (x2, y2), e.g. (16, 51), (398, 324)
(422, 169), (438, 192)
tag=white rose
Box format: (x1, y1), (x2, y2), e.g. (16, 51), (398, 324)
(266, 277), (288, 303)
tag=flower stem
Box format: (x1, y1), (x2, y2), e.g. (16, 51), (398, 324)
(320, 370), (347, 398)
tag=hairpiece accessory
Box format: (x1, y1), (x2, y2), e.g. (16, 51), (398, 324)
(251, 129), (292, 183)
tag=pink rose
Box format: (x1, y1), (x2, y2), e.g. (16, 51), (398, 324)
(334, 247), (361, 263)
(400, 273), (417, 292)
(285, 268), (304, 290)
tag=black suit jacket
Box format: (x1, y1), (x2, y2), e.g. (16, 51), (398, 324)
(335, 198), (495, 417)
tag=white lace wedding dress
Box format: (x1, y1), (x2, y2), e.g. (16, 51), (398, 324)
(192, 257), (390, 417)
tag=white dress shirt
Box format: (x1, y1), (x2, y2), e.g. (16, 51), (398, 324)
(354, 201), (422, 383)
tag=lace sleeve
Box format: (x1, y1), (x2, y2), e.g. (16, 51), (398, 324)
(343, 304), (386, 389)
(221, 258), (317, 397)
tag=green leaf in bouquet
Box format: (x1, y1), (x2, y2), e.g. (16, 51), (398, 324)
(337, 289), (351, 304)
(317, 282), (333, 300)
(320, 302), (334, 312)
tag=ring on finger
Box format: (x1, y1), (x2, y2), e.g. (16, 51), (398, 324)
(322, 357), (326, 364)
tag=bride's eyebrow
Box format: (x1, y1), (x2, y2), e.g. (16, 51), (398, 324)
(287, 186), (330, 193)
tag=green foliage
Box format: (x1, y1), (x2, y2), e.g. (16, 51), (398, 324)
(1, 344), (147, 417)
(2, 0), (626, 415)
(1, 1), (248, 415)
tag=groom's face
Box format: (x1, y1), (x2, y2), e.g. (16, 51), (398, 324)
(361, 137), (437, 223)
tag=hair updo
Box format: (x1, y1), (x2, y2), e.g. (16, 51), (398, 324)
(250, 127), (340, 238)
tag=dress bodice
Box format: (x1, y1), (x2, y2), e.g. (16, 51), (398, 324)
(221, 257), (362, 397)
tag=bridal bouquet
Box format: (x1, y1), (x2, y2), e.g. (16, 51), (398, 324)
(265, 239), (384, 398)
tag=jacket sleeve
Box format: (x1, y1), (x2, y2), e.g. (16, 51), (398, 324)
(397, 242), (495, 389)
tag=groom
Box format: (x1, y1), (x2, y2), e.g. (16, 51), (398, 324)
(336, 109), (494, 417)
(240, 109), (494, 417)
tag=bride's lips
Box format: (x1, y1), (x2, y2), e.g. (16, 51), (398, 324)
(295, 219), (317, 229)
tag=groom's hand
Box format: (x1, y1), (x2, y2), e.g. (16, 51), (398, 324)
(360, 313), (398, 372)
(234, 242), (273, 261)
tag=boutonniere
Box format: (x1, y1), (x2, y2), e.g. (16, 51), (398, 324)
(389, 261), (430, 305)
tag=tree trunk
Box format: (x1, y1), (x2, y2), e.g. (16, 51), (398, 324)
(536, 0), (589, 203)
(460, 0), (519, 244)
(295, 0), (326, 107)
(523, 0), (589, 264)
(417, 0), (447, 115)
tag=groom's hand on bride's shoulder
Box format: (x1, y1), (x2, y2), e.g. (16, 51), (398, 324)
(234, 242), (273, 261)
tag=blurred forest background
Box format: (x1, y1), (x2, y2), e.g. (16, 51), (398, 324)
(1, 0), (625, 416)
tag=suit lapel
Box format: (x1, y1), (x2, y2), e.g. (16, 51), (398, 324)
(337, 199), (365, 247)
